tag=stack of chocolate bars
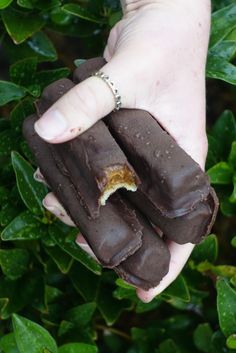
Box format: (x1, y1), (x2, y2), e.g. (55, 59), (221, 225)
(23, 58), (218, 290)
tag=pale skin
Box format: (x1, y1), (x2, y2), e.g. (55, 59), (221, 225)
(34, 0), (211, 302)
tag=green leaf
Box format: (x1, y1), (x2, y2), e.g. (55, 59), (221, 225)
(226, 334), (236, 349)
(65, 302), (96, 327)
(97, 285), (133, 326)
(208, 40), (236, 61)
(0, 248), (29, 280)
(0, 81), (26, 106)
(10, 97), (35, 132)
(0, 117), (11, 131)
(2, 8), (45, 44)
(69, 262), (101, 302)
(11, 151), (47, 215)
(0, 130), (19, 157)
(49, 223), (102, 275)
(207, 56), (236, 85)
(0, 186), (9, 205)
(206, 134), (222, 169)
(157, 339), (179, 353)
(0, 0), (13, 9)
(62, 4), (103, 24)
(1, 211), (46, 241)
(207, 162), (233, 184)
(210, 4), (236, 47)
(45, 246), (74, 274)
(58, 343), (97, 353)
(12, 314), (58, 353)
(0, 203), (21, 227)
(217, 278), (236, 337)
(193, 323), (213, 353)
(161, 275), (190, 302)
(10, 57), (38, 87)
(17, 0), (34, 9)
(191, 234), (218, 263)
(231, 236), (236, 247)
(35, 67), (70, 90)
(0, 333), (20, 353)
(27, 31), (57, 61)
(229, 174), (236, 203)
(210, 110), (236, 158)
(221, 197), (236, 217)
(228, 141), (236, 168)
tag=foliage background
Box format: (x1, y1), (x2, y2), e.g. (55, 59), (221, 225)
(0, 0), (236, 352)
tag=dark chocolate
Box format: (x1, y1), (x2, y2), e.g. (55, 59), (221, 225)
(74, 58), (211, 218)
(23, 114), (143, 268)
(36, 79), (139, 219)
(116, 213), (170, 290)
(124, 187), (218, 244)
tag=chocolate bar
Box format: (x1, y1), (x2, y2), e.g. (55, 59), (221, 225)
(124, 187), (218, 244)
(23, 79), (171, 288)
(73, 58), (218, 244)
(74, 58), (211, 218)
(36, 79), (139, 219)
(23, 114), (143, 267)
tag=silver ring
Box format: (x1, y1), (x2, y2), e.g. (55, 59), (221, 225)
(92, 71), (122, 111)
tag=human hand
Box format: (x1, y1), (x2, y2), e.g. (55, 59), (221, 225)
(34, 0), (211, 302)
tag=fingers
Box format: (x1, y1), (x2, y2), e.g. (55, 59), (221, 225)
(34, 57), (132, 144)
(136, 241), (195, 303)
(43, 192), (75, 227)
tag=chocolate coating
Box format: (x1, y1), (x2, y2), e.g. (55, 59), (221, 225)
(124, 187), (218, 244)
(23, 114), (143, 268)
(36, 79), (139, 219)
(23, 78), (171, 289)
(74, 58), (211, 218)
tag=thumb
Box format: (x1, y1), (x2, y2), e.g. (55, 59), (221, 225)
(34, 59), (130, 143)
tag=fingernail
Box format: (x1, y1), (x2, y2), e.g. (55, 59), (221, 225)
(34, 170), (43, 182)
(42, 199), (64, 216)
(34, 109), (68, 141)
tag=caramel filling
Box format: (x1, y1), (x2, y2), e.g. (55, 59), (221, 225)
(99, 166), (137, 206)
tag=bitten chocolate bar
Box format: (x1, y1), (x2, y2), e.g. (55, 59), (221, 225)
(74, 58), (211, 218)
(36, 79), (139, 219)
(73, 57), (218, 244)
(23, 79), (171, 289)
(23, 114), (143, 268)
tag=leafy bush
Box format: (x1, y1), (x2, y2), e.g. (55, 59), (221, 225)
(0, 0), (236, 352)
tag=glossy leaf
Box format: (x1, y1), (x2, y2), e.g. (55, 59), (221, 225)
(10, 57), (38, 87)
(62, 4), (103, 24)
(27, 31), (57, 61)
(226, 334), (236, 349)
(210, 110), (236, 158)
(0, 0), (13, 9)
(210, 4), (236, 47)
(1, 211), (45, 241)
(207, 56), (236, 85)
(2, 8), (45, 44)
(12, 314), (58, 353)
(191, 234), (218, 263)
(161, 275), (190, 302)
(0, 248), (29, 280)
(217, 278), (236, 337)
(10, 97), (35, 132)
(229, 174), (236, 203)
(45, 246), (74, 274)
(65, 302), (96, 327)
(207, 162), (233, 184)
(11, 151), (47, 215)
(0, 81), (26, 106)
(193, 323), (213, 353)
(58, 343), (97, 353)
(0, 333), (20, 353)
(35, 67), (70, 90)
(49, 223), (102, 275)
